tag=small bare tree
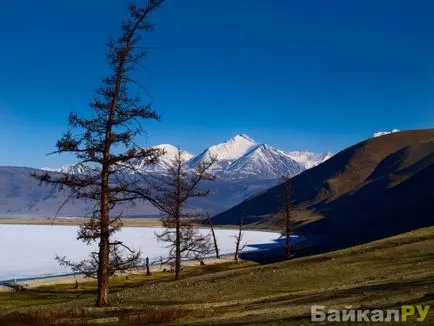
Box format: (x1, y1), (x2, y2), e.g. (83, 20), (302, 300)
(281, 174), (293, 259)
(207, 213), (220, 259)
(233, 213), (247, 264)
(31, 1), (165, 307)
(149, 149), (216, 280)
(55, 242), (141, 278)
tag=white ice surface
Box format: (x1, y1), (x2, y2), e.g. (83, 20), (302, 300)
(0, 224), (285, 281)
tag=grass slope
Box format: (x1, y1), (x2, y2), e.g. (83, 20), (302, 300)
(1, 227), (434, 325)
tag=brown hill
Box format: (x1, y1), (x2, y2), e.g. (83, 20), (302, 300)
(212, 129), (434, 246)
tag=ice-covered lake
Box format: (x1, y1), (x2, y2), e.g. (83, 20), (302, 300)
(0, 224), (292, 281)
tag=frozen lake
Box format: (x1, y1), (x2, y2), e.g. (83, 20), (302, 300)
(0, 224), (291, 281)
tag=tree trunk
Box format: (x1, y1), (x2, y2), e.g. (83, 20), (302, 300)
(174, 159), (182, 281)
(175, 210), (181, 280)
(285, 226), (291, 259)
(208, 215), (220, 259)
(96, 175), (110, 307)
(285, 199), (290, 259)
(146, 257), (151, 276)
(96, 228), (110, 306)
(96, 115), (113, 307)
(235, 253), (240, 264)
(95, 48), (122, 306)
(284, 182), (292, 260)
(234, 238), (240, 264)
(234, 215), (243, 264)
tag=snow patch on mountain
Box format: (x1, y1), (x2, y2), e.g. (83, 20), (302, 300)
(135, 144), (193, 172)
(226, 144), (304, 179)
(188, 134), (257, 171)
(286, 151), (333, 169)
(373, 129), (400, 138)
(41, 163), (90, 175)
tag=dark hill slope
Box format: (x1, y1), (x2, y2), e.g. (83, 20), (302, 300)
(213, 129), (434, 245)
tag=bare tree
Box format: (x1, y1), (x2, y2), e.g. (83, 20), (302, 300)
(281, 174), (293, 260)
(233, 213), (247, 264)
(32, 1), (165, 307)
(207, 213), (220, 259)
(150, 149), (216, 280)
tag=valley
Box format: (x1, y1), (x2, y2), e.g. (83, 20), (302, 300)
(0, 128), (433, 325)
(1, 0), (434, 324)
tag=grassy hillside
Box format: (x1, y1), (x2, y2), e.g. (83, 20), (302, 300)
(1, 226), (434, 325)
(212, 129), (434, 246)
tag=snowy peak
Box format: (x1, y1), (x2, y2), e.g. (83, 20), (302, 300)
(41, 163), (90, 175)
(153, 144), (193, 162)
(189, 134), (257, 170)
(373, 129), (400, 138)
(231, 134), (255, 144)
(225, 144), (305, 179)
(208, 134), (257, 161)
(133, 144), (193, 172)
(286, 151), (333, 169)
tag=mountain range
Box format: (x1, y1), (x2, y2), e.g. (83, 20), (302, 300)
(42, 134), (332, 180)
(1, 134), (331, 217)
(5, 131), (410, 219)
(212, 128), (434, 247)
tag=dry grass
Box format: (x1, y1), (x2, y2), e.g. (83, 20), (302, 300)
(0, 307), (191, 326)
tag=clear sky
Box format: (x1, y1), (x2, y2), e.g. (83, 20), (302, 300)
(1, 0), (433, 168)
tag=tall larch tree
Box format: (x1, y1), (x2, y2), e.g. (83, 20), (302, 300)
(32, 0), (165, 307)
(281, 174), (293, 259)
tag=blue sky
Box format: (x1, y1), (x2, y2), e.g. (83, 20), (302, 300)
(1, 0), (433, 167)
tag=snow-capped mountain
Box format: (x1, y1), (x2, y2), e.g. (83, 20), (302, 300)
(373, 129), (400, 138)
(132, 144), (193, 172)
(42, 134), (332, 180)
(42, 145), (194, 175)
(41, 163), (90, 175)
(188, 134), (256, 172)
(286, 151), (333, 169)
(225, 144), (304, 179)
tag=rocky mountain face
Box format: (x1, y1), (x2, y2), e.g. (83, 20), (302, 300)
(224, 144), (305, 179)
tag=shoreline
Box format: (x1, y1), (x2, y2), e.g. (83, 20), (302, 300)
(0, 255), (239, 292)
(0, 217), (162, 227)
(0, 217), (281, 232)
